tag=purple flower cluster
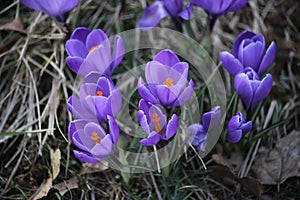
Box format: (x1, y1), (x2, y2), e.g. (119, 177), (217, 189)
(66, 28), (124, 163)
(137, 50), (194, 146)
(139, 0), (249, 31)
(221, 30), (276, 143)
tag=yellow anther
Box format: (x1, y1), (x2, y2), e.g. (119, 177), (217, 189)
(163, 78), (173, 87)
(95, 91), (103, 96)
(91, 132), (101, 144)
(89, 45), (99, 52)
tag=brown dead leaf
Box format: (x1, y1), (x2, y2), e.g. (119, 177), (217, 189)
(253, 131), (300, 185)
(0, 18), (27, 34)
(210, 165), (264, 196)
(53, 177), (78, 196)
(31, 148), (61, 200)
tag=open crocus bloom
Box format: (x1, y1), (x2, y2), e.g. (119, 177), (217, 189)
(220, 30), (276, 76)
(226, 111), (252, 143)
(138, 100), (179, 146)
(234, 67), (272, 111)
(66, 27), (124, 77)
(188, 106), (221, 151)
(69, 116), (119, 163)
(193, 0), (249, 30)
(138, 50), (194, 108)
(20, 0), (79, 22)
(67, 73), (122, 123)
(139, 0), (193, 30)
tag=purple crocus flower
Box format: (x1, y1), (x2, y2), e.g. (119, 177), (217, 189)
(234, 67), (272, 111)
(138, 99), (179, 146)
(193, 0), (249, 30)
(139, 0), (193, 31)
(226, 111), (252, 143)
(65, 27), (124, 77)
(67, 73), (122, 123)
(69, 115), (119, 163)
(138, 50), (194, 108)
(220, 30), (276, 76)
(20, 0), (79, 22)
(188, 106), (221, 151)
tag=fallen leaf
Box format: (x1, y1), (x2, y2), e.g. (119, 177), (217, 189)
(31, 148), (61, 200)
(0, 18), (27, 34)
(253, 131), (300, 185)
(209, 165), (264, 196)
(52, 177), (78, 196)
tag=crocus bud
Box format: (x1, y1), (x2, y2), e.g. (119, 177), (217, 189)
(226, 111), (252, 143)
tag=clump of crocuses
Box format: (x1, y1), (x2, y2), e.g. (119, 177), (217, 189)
(193, 0), (249, 31)
(66, 28), (124, 163)
(220, 30), (275, 112)
(20, 0), (79, 22)
(139, 0), (193, 31)
(188, 106), (221, 151)
(137, 49), (194, 146)
(66, 27), (124, 77)
(226, 111), (252, 143)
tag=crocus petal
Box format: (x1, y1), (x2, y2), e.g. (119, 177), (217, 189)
(153, 49), (180, 67)
(240, 121), (252, 136)
(67, 96), (94, 119)
(242, 41), (265, 71)
(258, 41), (276, 75)
(173, 79), (194, 106)
(139, 1), (170, 29)
(80, 45), (111, 76)
(227, 129), (243, 143)
(210, 0), (232, 14)
(111, 35), (125, 71)
(66, 57), (84, 75)
(108, 115), (120, 144)
(232, 30), (256, 58)
(73, 150), (100, 163)
(227, 114), (241, 131)
(140, 131), (161, 146)
(65, 39), (88, 58)
(220, 51), (244, 76)
(145, 61), (169, 84)
(137, 78), (159, 104)
(72, 130), (90, 151)
(179, 2), (193, 20)
(165, 114), (179, 140)
(192, 0), (210, 11)
(164, 0), (183, 16)
(251, 74), (272, 110)
(91, 135), (113, 157)
(60, 0), (79, 14)
(85, 29), (109, 51)
(20, 0), (41, 11)
(155, 85), (178, 106)
(227, 0), (249, 12)
(202, 106), (221, 132)
(70, 27), (91, 44)
(234, 73), (253, 110)
(138, 110), (151, 134)
(107, 90), (122, 117)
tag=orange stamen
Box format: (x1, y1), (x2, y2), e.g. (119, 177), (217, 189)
(89, 45), (99, 52)
(152, 113), (162, 135)
(95, 91), (103, 96)
(163, 78), (173, 87)
(91, 132), (101, 144)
